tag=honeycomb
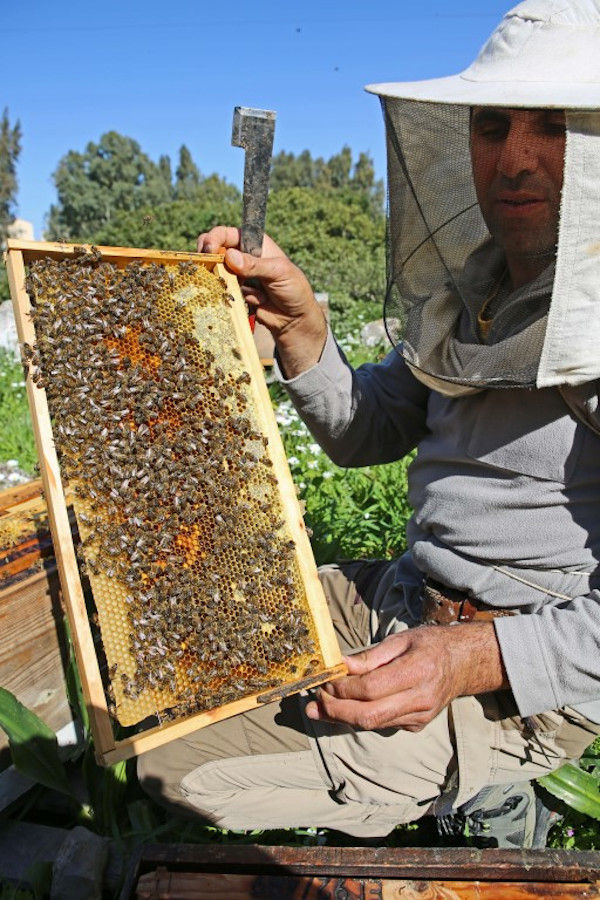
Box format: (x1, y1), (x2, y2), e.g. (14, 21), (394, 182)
(24, 247), (323, 727)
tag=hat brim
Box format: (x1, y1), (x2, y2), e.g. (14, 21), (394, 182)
(365, 76), (600, 109)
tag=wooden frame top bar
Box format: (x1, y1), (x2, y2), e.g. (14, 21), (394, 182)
(5, 239), (225, 266)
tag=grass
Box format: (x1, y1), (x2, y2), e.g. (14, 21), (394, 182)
(273, 388), (413, 566)
(0, 349), (36, 476)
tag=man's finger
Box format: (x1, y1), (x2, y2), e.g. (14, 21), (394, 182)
(343, 632), (410, 675)
(241, 286), (269, 308)
(198, 228), (285, 259)
(306, 689), (422, 731)
(321, 664), (412, 703)
(197, 226), (240, 253)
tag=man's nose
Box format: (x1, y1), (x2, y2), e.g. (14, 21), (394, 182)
(497, 127), (540, 179)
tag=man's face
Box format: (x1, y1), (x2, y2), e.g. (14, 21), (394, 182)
(470, 107), (566, 270)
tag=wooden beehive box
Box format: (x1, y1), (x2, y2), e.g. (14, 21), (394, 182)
(5, 239), (345, 765)
(123, 845), (600, 900)
(0, 479), (73, 771)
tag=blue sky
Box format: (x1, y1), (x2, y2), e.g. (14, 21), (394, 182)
(3, 0), (510, 238)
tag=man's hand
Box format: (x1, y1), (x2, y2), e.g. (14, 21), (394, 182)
(198, 227), (327, 378)
(306, 623), (509, 732)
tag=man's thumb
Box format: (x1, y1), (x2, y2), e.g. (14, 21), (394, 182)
(225, 248), (284, 285)
(225, 248), (245, 271)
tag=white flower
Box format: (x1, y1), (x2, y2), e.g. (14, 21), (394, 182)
(6, 459), (19, 469)
(308, 443), (321, 455)
(287, 456), (300, 466)
(298, 482), (306, 489)
(364, 512), (371, 519)
(322, 471), (333, 479)
(307, 460), (319, 469)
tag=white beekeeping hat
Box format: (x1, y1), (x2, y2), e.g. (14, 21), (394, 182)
(368, 0), (600, 109)
(366, 0), (600, 392)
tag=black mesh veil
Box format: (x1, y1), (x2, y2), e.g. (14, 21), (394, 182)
(381, 97), (559, 392)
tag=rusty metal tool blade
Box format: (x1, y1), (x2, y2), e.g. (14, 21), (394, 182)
(232, 107), (276, 257)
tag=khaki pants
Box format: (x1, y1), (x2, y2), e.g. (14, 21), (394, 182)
(138, 561), (599, 838)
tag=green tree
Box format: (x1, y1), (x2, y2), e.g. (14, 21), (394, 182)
(353, 152), (385, 210)
(46, 131), (173, 240)
(326, 145), (352, 190)
(270, 146), (384, 215)
(266, 186), (386, 319)
(0, 109), (22, 245)
(91, 195), (241, 251)
(158, 154), (173, 197)
(174, 145), (201, 200)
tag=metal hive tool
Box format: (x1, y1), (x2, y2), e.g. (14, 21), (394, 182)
(5, 240), (345, 763)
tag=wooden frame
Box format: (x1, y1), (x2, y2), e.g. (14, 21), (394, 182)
(4, 239), (346, 765)
(121, 844), (600, 899)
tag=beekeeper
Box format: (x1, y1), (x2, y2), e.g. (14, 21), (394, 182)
(139, 0), (600, 846)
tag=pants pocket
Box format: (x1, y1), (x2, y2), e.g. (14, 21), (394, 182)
(553, 708), (600, 761)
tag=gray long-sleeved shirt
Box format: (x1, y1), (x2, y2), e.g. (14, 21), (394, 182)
(277, 329), (600, 723)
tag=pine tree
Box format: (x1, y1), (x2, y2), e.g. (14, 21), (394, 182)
(270, 146), (383, 214)
(174, 145), (201, 200)
(158, 154), (173, 197)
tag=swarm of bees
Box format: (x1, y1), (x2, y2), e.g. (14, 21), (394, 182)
(24, 247), (319, 726)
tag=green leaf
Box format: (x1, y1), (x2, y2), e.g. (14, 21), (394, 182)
(0, 687), (74, 798)
(538, 763), (600, 820)
(127, 799), (157, 837)
(81, 740), (106, 826)
(102, 759), (128, 840)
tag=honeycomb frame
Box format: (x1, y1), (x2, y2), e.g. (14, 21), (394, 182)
(5, 240), (346, 765)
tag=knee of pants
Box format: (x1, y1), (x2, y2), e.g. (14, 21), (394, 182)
(137, 742), (247, 819)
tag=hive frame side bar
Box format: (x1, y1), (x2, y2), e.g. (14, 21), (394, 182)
(217, 263), (344, 671)
(5, 248), (117, 758)
(100, 663), (347, 765)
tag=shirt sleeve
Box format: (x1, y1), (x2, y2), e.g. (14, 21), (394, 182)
(273, 327), (430, 467)
(494, 593), (600, 717)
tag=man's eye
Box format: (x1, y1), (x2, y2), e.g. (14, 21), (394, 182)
(475, 124), (508, 140)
